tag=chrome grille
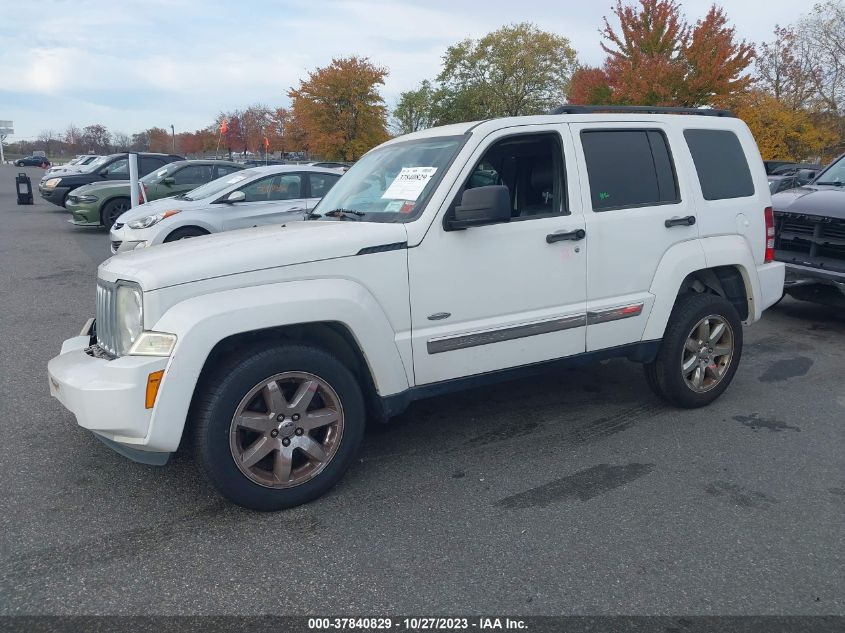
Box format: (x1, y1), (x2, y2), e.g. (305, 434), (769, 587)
(95, 281), (117, 356)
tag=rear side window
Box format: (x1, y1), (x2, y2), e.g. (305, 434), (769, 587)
(684, 129), (754, 200)
(581, 130), (679, 211)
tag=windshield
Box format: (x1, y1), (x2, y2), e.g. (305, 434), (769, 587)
(312, 135), (465, 222)
(180, 168), (257, 200)
(814, 156), (844, 185)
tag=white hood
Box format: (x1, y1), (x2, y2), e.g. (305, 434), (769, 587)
(98, 221), (409, 290)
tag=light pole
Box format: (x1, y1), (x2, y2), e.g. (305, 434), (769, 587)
(170, 124), (175, 153)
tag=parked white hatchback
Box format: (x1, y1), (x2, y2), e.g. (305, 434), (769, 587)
(108, 165), (342, 253)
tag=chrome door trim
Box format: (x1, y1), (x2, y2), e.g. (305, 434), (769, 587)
(586, 302), (644, 325)
(427, 314), (586, 354)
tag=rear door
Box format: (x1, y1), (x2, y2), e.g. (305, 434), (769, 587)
(571, 122), (700, 350)
(221, 172), (308, 230)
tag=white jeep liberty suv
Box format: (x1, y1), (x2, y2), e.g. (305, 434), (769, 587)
(48, 106), (786, 510)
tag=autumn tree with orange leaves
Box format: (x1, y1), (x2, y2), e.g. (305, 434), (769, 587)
(569, 0), (754, 107)
(288, 56), (389, 161)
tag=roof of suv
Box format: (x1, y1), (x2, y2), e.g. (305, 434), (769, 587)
(389, 107), (743, 145)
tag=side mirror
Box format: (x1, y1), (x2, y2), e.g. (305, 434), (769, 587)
(162, 176), (176, 186)
(226, 190), (246, 204)
(796, 169), (816, 184)
(445, 185), (511, 230)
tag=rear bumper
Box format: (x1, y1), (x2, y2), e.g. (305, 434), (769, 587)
(47, 329), (172, 461)
(755, 262), (786, 313)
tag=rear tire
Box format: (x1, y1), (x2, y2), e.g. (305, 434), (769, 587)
(164, 226), (209, 242)
(101, 197), (131, 228)
(644, 293), (743, 408)
(193, 343), (366, 511)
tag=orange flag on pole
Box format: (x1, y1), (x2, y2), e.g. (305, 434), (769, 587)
(263, 136), (270, 149)
(220, 119), (229, 134)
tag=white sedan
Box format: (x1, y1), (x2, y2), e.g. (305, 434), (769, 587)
(109, 165), (342, 254)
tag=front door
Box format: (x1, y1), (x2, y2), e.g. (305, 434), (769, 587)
(409, 126), (587, 385)
(222, 172), (308, 230)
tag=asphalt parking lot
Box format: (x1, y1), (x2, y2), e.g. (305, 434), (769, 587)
(0, 164), (843, 616)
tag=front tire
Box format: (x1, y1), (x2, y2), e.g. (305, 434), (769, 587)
(101, 197), (130, 228)
(644, 293), (743, 408)
(193, 343), (366, 511)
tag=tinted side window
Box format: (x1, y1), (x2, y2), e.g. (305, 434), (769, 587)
(215, 165), (241, 178)
(581, 130), (679, 211)
(139, 157), (165, 175)
(172, 164), (213, 185)
(309, 173), (340, 198)
(684, 129), (754, 200)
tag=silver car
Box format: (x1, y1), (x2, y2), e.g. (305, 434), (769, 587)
(108, 165), (342, 254)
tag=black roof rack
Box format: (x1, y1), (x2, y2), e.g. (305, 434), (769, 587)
(550, 105), (735, 117)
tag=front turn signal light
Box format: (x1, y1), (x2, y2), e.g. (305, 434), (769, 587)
(145, 370), (165, 409)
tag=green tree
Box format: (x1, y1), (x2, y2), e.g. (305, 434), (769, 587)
(434, 23), (578, 122)
(392, 80), (435, 134)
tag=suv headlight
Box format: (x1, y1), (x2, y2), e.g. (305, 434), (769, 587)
(129, 331), (177, 356)
(44, 177), (62, 188)
(115, 281), (143, 356)
(128, 209), (181, 229)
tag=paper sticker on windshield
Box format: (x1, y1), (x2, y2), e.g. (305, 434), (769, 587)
(382, 167), (437, 200)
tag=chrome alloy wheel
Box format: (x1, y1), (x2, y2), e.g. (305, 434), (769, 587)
(229, 372), (344, 488)
(681, 315), (735, 393)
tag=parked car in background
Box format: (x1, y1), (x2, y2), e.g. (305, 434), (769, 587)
(108, 165), (341, 253)
(764, 160), (798, 175)
(15, 155), (51, 167)
(308, 161), (350, 172)
(67, 160), (244, 229)
(768, 164), (822, 194)
(772, 152), (845, 307)
(44, 155), (102, 176)
(39, 153), (184, 208)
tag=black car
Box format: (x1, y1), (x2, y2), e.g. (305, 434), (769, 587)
(772, 154), (845, 308)
(768, 164), (823, 194)
(15, 155), (51, 167)
(39, 152), (184, 208)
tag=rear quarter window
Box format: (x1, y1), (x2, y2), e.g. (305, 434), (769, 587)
(684, 129), (754, 200)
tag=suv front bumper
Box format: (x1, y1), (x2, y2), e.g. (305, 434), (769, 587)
(47, 325), (172, 464)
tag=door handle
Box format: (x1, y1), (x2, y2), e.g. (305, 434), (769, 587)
(288, 207), (304, 212)
(546, 229), (586, 244)
(665, 215), (696, 228)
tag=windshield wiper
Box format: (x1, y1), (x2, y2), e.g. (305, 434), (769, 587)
(304, 211), (322, 220)
(324, 208), (366, 221)
(815, 181), (842, 187)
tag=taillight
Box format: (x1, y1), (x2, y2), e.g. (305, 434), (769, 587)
(138, 184), (148, 205)
(764, 206), (775, 263)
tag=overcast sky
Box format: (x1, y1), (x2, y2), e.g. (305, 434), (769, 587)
(1, 0), (805, 141)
